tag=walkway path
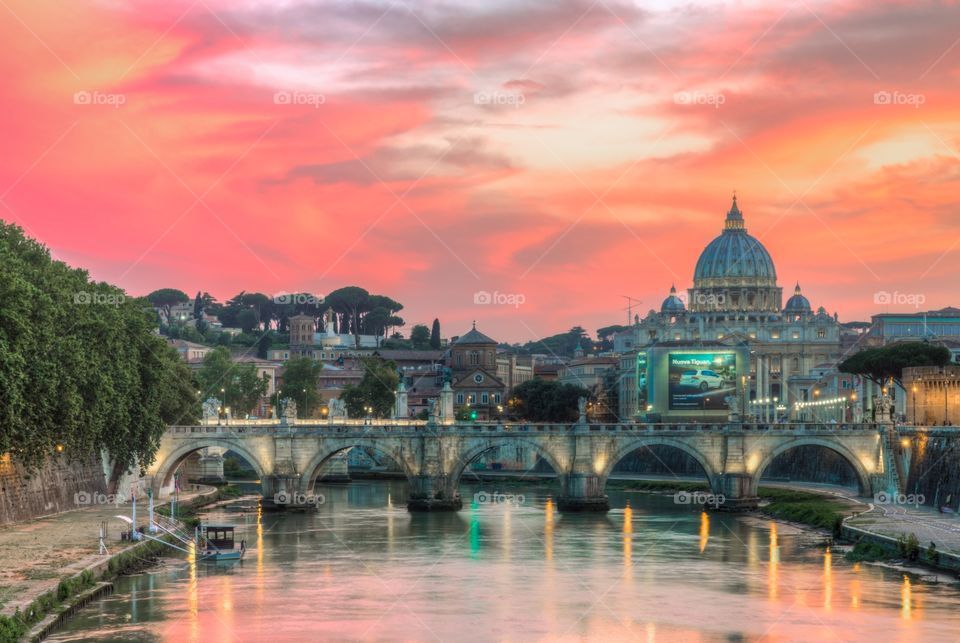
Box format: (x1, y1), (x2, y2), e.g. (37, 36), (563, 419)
(0, 485), (212, 616)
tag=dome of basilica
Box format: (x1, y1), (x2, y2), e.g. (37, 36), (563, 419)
(693, 196), (776, 286)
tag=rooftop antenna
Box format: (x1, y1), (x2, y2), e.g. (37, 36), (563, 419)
(621, 296), (643, 325)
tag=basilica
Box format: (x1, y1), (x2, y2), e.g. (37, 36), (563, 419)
(616, 196), (843, 419)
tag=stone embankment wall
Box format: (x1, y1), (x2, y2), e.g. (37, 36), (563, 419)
(905, 434), (960, 510)
(0, 454), (107, 526)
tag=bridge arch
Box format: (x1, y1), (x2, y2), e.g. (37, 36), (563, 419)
(151, 439), (268, 498)
(599, 437), (719, 491)
(450, 438), (567, 490)
(300, 440), (415, 493)
(751, 437), (872, 496)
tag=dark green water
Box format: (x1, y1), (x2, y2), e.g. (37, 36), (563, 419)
(47, 480), (960, 642)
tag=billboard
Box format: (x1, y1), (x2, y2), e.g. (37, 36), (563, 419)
(636, 352), (648, 410)
(668, 352), (737, 411)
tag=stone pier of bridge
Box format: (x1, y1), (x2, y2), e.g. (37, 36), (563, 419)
(146, 419), (896, 513)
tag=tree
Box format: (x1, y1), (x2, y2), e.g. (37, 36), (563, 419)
(430, 318), (441, 349)
(340, 358), (399, 418)
(193, 291), (204, 319)
(326, 286), (370, 348)
(277, 357), (322, 418)
(520, 326), (592, 357)
(508, 379), (590, 422)
(256, 333), (272, 359)
(237, 308), (260, 334)
(196, 347), (269, 417)
(146, 288), (189, 321)
(839, 342), (951, 388)
(0, 222), (197, 475)
(410, 324), (431, 350)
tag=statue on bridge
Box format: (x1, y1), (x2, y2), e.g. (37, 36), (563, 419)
(280, 397), (298, 423)
(202, 397), (222, 422)
(328, 398), (348, 419)
(724, 394), (740, 422)
(578, 396), (588, 424)
(873, 393), (894, 424)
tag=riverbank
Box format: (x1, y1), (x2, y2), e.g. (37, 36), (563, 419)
(0, 484), (240, 642)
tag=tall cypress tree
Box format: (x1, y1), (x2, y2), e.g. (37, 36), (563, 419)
(429, 318), (441, 349)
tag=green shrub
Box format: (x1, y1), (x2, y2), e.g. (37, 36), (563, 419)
(845, 541), (891, 562)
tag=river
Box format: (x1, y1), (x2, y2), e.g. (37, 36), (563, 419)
(48, 480), (960, 642)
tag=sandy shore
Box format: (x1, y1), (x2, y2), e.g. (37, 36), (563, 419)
(0, 486), (212, 616)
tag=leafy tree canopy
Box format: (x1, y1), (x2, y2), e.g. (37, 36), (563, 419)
(839, 342), (952, 387)
(508, 378), (591, 422)
(0, 223), (198, 474)
(341, 358), (399, 418)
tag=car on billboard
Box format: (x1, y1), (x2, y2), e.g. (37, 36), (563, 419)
(678, 369), (724, 391)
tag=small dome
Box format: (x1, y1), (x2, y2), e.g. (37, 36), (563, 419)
(661, 285), (686, 313)
(784, 283), (811, 313)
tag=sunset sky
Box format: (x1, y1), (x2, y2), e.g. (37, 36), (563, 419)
(1, 0), (958, 342)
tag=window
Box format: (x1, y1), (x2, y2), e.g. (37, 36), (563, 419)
(481, 393), (489, 404)
(495, 393), (501, 404)
(469, 393), (477, 404)
(456, 393), (464, 404)
(817, 328), (826, 338)
(469, 351), (480, 365)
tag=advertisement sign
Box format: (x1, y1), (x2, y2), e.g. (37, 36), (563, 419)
(668, 352), (737, 410)
(636, 352), (648, 410)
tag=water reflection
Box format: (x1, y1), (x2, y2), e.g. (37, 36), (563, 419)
(623, 503), (632, 580)
(902, 574), (913, 620)
(47, 481), (960, 643)
(824, 547), (833, 610)
(698, 511), (709, 554)
(769, 522), (779, 601)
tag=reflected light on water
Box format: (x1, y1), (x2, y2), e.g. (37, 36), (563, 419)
(768, 523), (779, 602)
(470, 509), (480, 559)
(698, 511), (710, 554)
(187, 539), (198, 643)
(902, 575), (912, 620)
(256, 500), (264, 614)
(823, 548), (833, 611)
(850, 563), (862, 610)
(544, 498), (554, 561)
(623, 504), (633, 580)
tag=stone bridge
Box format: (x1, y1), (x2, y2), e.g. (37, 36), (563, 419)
(146, 420), (900, 512)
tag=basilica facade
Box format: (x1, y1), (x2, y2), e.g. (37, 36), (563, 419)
(616, 196), (843, 419)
